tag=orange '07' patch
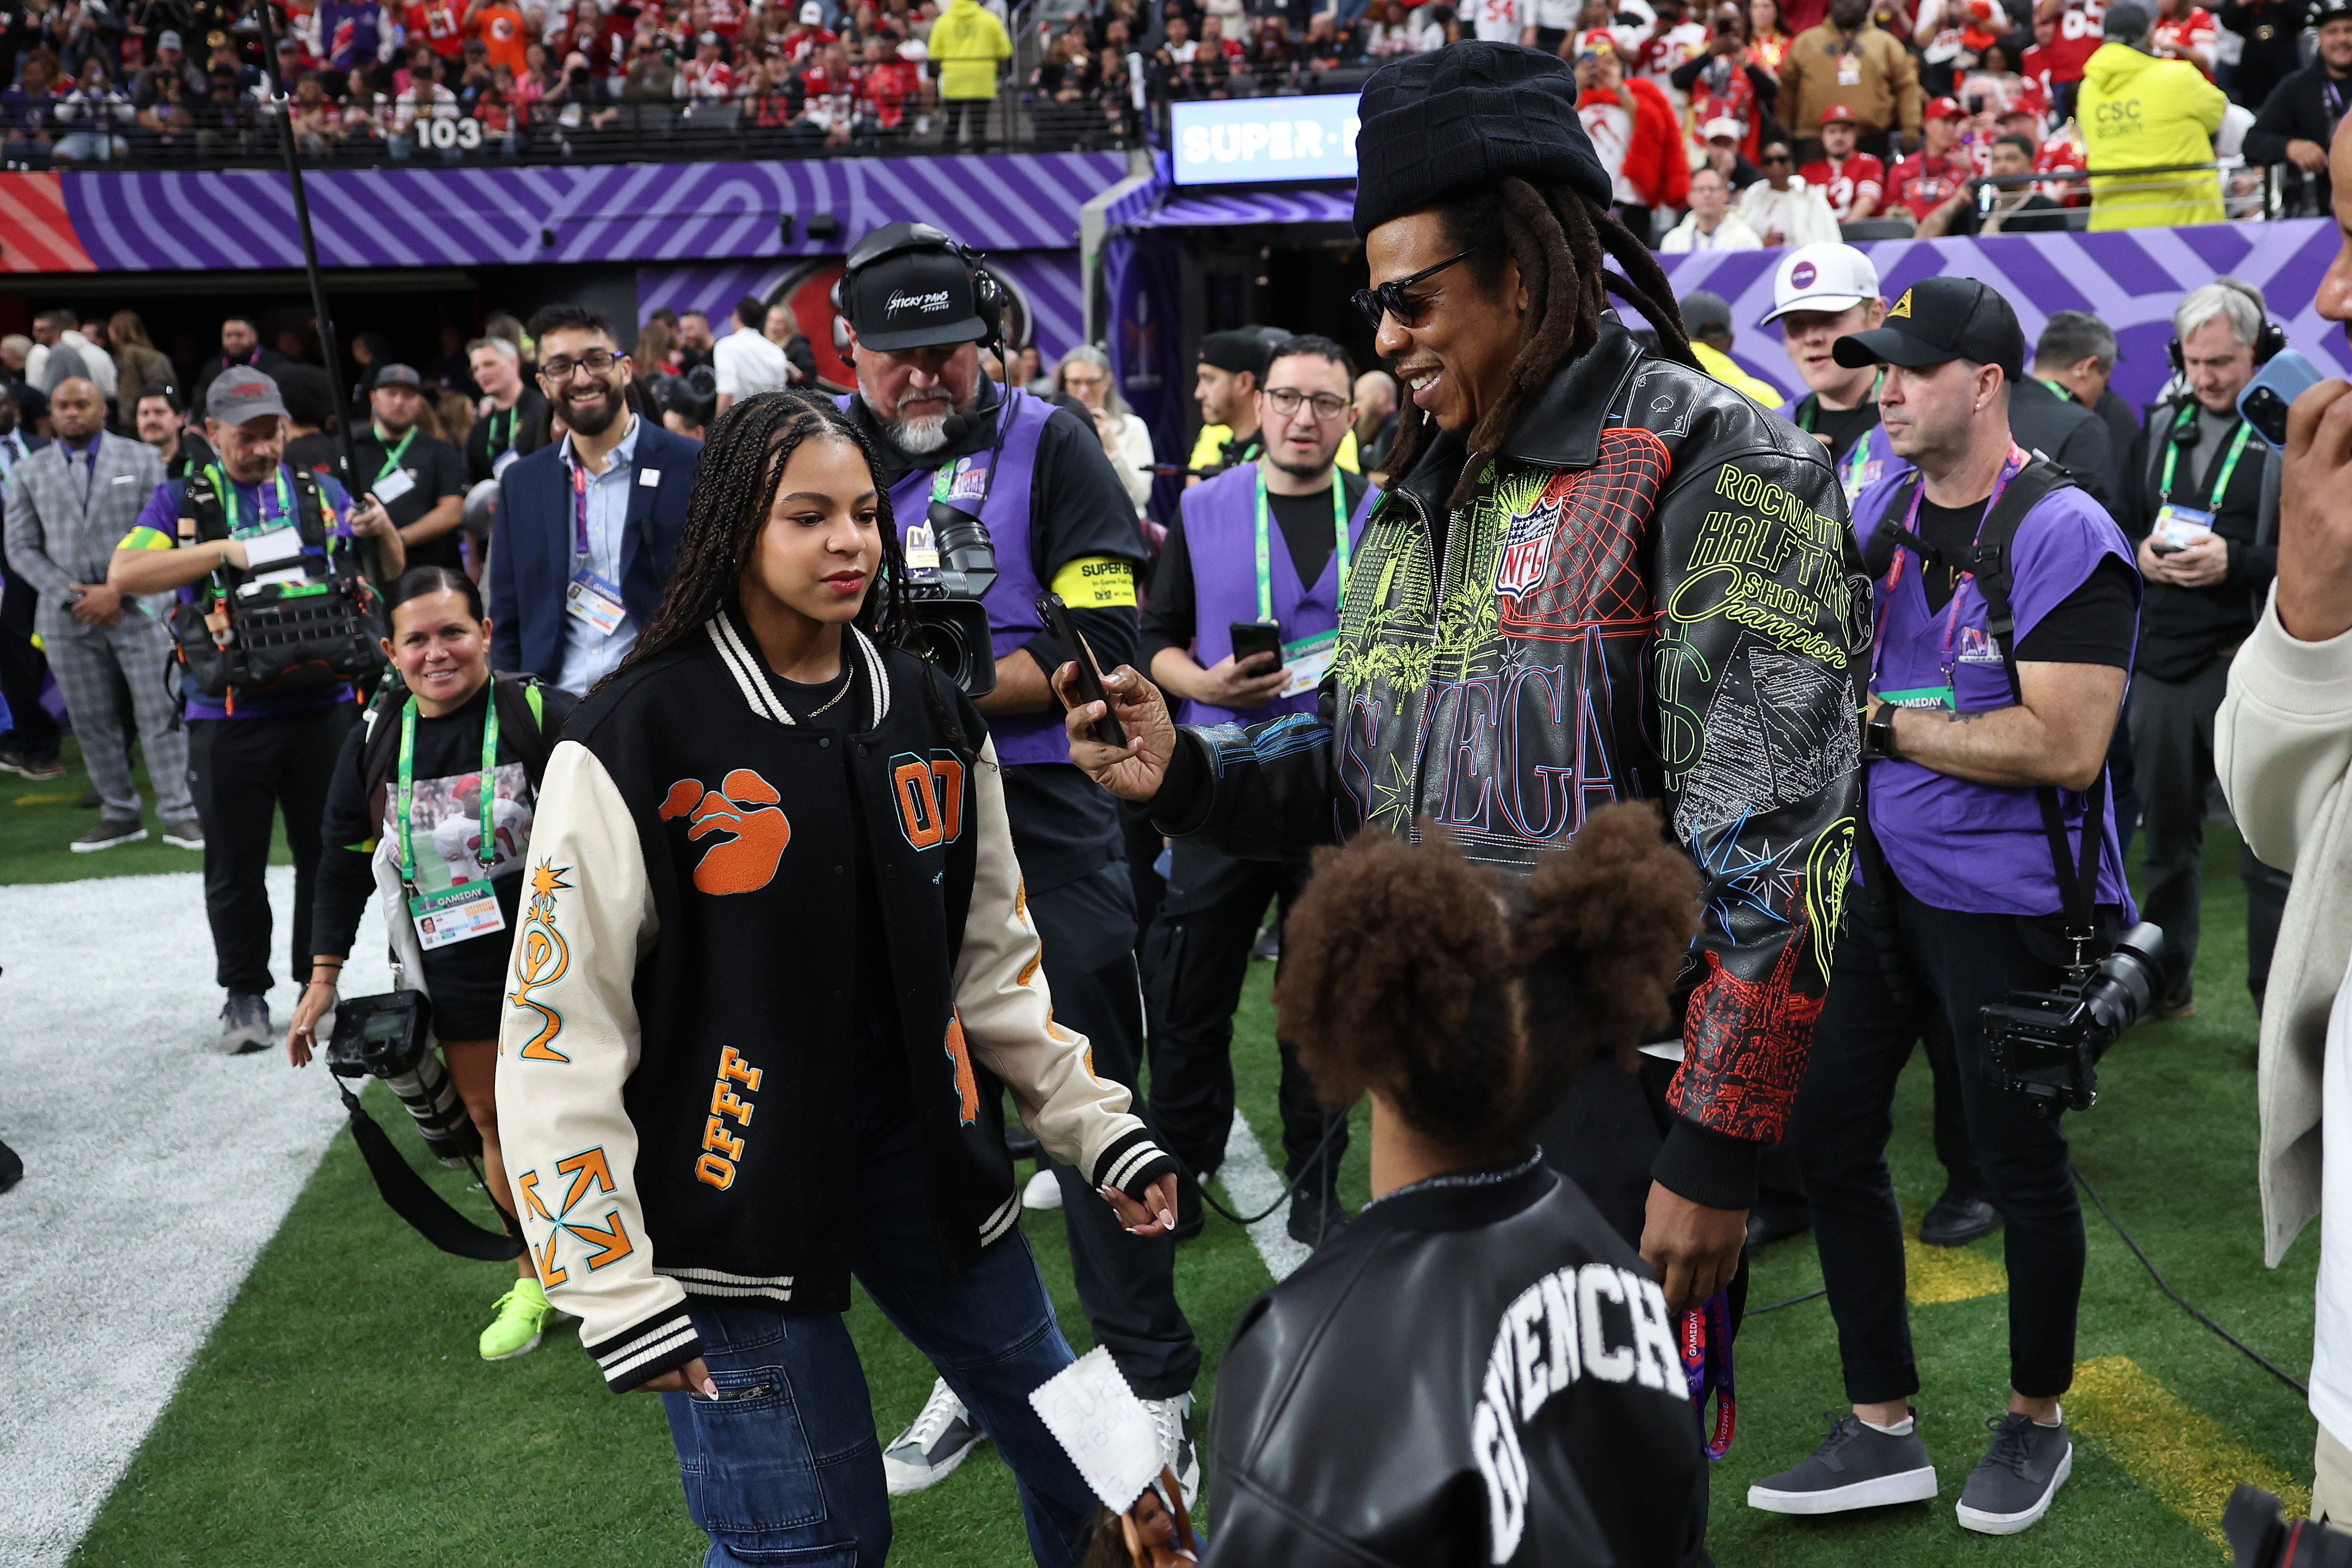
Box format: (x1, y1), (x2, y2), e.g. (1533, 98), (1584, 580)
(660, 769), (791, 894)
(890, 750), (967, 850)
(943, 1014), (979, 1125)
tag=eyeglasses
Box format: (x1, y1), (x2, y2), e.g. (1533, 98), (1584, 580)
(1763, 151), (1793, 163)
(1264, 387), (1351, 421)
(539, 349), (622, 381)
(1350, 248), (1474, 330)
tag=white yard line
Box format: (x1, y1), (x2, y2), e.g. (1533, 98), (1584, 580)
(1212, 1107), (1310, 1284)
(0, 868), (393, 1568)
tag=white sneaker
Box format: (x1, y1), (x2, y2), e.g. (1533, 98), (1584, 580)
(882, 1378), (985, 1495)
(1143, 1390), (1198, 1509)
(1022, 1167), (1063, 1211)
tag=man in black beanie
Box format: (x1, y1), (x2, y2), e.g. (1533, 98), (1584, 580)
(1058, 39), (1867, 1558)
(1187, 328), (1275, 483)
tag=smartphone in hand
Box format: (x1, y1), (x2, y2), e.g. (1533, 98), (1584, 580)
(2240, 349), (2324, 455)
(1035, 591), (1129, 748)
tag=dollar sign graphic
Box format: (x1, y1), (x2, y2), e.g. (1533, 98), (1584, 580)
(1655, 631), (1712, 789)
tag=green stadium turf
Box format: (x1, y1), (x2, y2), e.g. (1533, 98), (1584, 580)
(46, 804), (2320, 1566)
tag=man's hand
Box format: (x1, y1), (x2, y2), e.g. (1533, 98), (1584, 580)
(2164, 531), (2230, 589)
(2289, 137), (2330, 174)
(1190, 649), (1289, 709)
(1640, 1182), (1747, 1314)
(2136, 532), (2182, 584)
(1052, 660), (1176, 803)
(66, 581), (123, 626)
(348, 496), (396, 539)
(637, 1355), (719, 1396)
(2278, 378), (2352, 642)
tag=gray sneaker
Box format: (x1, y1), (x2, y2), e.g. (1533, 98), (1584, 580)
(1956, 1411), (2073, 1535)
(218, 993), (272, 1056)
(881, 1378), (985, 1495)
(160, 816), (205, 850)
(1748, 1411), (1939, 1514)
(71, 815), (147, 852)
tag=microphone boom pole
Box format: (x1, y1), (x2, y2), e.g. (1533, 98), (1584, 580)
(250, 0), (365, 495)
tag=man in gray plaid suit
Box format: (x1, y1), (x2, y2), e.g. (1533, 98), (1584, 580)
(2, 377), (196, 852)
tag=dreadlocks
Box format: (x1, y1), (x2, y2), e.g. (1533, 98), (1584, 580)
(611, 389), (974, 756)
(1380, 178), (1702, 510)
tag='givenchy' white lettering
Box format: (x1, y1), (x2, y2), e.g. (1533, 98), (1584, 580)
(1472, 1262), (1683, 1562)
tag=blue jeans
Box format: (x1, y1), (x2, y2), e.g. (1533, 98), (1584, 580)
(661, 1114), (1096, 1567)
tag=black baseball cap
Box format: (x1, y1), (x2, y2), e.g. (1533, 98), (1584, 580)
(1831, 276), (2026, 383)
(1198, 329), (1273, 380)
(843, 221), (987, 353)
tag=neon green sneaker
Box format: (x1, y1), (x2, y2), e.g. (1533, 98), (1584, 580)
(480, 1278), (559, 1362)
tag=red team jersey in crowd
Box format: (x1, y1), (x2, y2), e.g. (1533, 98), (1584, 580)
(403, 0), (467, 54)
(2151, 4), (2216, 71)
(2034, 133), (2088, 204)
(1800, 151), (1887, 220)
(2022, 0), (2102, 89)
(1888, 149), (1973, 219)
(856, 58), (920, 127)
(708, 0), (743, 34)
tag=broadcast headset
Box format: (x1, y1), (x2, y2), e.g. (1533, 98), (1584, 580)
(829, 221), (1006, 364)
(2164, 280), (2286, 377)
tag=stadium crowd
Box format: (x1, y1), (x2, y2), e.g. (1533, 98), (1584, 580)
(12, 31), (2352, 1567)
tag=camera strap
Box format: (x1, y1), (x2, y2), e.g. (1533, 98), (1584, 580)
(333, 1077), (525, 1262)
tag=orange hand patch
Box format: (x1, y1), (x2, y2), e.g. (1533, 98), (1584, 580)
(661, 769), (791, 895)
(943, 1013), (980, 1126)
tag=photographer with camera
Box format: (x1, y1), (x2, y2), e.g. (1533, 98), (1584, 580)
(830, 220), (1196, 1500)
(2216, 119), (2352, 1528)
(486, 304), (699, 697)
(286, 564), (575, 1361)
(1749, 278), (2140, 1535)
(106, 370), (404, 1053)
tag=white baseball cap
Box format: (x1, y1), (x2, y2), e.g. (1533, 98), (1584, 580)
(1701, 116), (1744, 143)
(1761, 242), (1882, 324)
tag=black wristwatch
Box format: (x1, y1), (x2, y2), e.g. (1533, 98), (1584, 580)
(1866, 708), (1901, 761)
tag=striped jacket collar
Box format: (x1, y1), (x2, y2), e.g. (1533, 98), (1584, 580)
(705, 609), (893, 731)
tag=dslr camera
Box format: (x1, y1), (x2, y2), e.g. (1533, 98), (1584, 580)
(2226, 1486), (2352, 1566)
(1981, 922), (2184, 1117)
(325, 991), (481, 1166)
(902, 494), (1000, 698)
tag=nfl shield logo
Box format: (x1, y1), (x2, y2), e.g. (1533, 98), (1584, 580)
(1494, 512), (1550, 600)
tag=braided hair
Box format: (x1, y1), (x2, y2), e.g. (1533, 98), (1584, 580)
(612, 390), (974, 756)
(1382, 178), (1703, 511)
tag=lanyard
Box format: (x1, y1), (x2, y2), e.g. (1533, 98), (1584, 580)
(1680, 1291), (1737, 1461)
(396, 690), (501, 892)
(1797, 372), (1881, 495)
(1868, 444), (2030, 683)
(570, 458), (591, 563)
(372, 422), (417, 482)
(1252, 466), (1351, 625)
(210, 461), (295, 538)
(2037, 377), (2073, 402)
(489, 404), (515, 455)
(2158, 404), (2252, 508)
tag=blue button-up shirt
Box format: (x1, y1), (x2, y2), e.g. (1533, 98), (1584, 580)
(554, 413), (643, 697)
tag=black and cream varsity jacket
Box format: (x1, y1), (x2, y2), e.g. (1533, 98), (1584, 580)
(494, 613), (1169, 1392)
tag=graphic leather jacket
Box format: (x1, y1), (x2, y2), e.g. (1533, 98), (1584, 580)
(1151, 319), (1870, 1206)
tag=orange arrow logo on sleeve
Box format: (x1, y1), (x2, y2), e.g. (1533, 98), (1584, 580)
(557, 1146), (616, 1218)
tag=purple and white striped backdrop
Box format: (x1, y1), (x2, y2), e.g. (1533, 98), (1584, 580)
(59, 152), (1126, 272)
(635, 246), (1088, 362)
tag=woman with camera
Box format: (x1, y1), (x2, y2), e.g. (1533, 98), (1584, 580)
(1197, 804), (1709, 1565)
(287, 564), (578, 1362)
(492, 391), (1179, 1568)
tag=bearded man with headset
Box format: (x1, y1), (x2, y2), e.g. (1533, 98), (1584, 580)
(832, 221), (1203, 1500)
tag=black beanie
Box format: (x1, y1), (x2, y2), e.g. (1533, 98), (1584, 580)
(1352, 41), (1613, 240)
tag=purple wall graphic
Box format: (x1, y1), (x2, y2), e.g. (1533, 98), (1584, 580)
(635, 247), (1088, 362)
(1653, 219), (2351, 414)
(58, 152), (1126, 272)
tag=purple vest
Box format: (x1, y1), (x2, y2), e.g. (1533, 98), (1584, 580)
(1852, 466), (2140, 919)
(1175, 461), (1378, 728)
(869, 387), (1066, 766)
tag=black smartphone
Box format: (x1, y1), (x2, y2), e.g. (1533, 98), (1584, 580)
(1036, 591), (1129, 748)
(1228, 620), (1283, 671)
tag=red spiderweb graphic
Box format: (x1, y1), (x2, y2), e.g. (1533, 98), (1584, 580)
(1498, 426), (1670, 643)
(1668, 923), (1828, 1145)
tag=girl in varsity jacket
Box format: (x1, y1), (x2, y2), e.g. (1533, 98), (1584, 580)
(495, 392), (1177, 1567)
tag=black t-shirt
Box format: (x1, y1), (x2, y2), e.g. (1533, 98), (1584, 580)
(1803, 396), (1878, 463)
(1915, 496), (2137, 665)
(352, 424), (470, 572)
(1141, 469), (1372, 668)
(464, 388), (552, 486)
(311, 681), (581, 990)
(283, 430), (338, 479)
(761, 652), (914, 1127)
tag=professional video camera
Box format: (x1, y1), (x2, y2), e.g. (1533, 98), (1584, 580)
(1981, 921), (2184, 1117)
(2226, 1485), (2352, 1565)
(902, 495), (999, 698)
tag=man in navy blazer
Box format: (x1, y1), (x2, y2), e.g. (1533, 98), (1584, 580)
(490, 303), (699, 692)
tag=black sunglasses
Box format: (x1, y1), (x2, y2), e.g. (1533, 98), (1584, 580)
(1351, 248), (1474, 330)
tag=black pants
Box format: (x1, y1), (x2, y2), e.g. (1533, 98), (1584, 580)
(1796, 889), (2087, 1404)
(186, 700), (357, 995)
(1029, 859), (1200, 1401)
(1141, 838), (1347, 1196)
(941, 96), (989, 145)
(0, 547), (59, 759)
